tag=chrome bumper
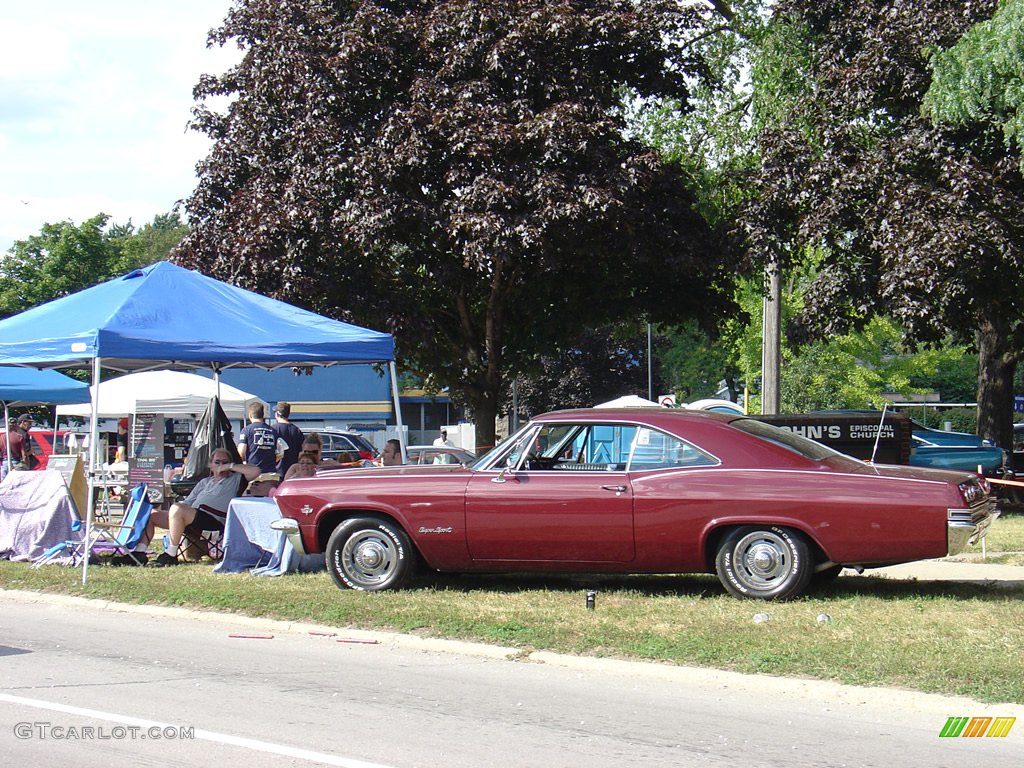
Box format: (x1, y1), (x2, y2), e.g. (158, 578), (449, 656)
(270, 517), (308, 556)
(947, 501), (1000, 555)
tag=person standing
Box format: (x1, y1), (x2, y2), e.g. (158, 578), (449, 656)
(433, 428), (454, 448)
(2, 417), (29, 478)
(272, 401), (304, 477)
(237, 403), (286, 474)
(16, 415), (36, 469)
(115, 418), (129, 463)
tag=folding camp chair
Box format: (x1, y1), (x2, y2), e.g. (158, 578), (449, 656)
(34, 483), (152, 567)
(90, 483), (153, 564)
(177, 504), (226, 561)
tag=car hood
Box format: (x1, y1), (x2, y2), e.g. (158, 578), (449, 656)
(313, 464), (472, 479)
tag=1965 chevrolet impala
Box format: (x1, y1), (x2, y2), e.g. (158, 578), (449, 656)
(273, 408), (999, 600)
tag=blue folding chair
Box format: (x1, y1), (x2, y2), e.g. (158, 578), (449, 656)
(34, 484), (152, 567)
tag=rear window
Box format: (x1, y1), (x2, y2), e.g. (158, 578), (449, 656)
(731, 418), (851, 462)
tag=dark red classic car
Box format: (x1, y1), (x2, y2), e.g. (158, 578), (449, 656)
(273, 408), (1000, 599)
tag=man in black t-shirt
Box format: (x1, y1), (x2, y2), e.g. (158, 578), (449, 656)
(236, 402), (285, 474)
(272, 401), (305, 477)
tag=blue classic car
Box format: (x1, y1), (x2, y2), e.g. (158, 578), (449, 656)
(908, 422), (1008, 477)
(909, 435), (1007, 475)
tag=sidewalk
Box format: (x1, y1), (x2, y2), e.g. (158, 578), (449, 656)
(845, 558), (1024, 586)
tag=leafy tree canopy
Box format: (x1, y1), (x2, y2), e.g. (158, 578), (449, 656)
(0, 213), (182, 320)
(741, 0), (1024, 447)
(924, 0), (1024, 168)
(176, 0), (737, 444)
(510, 325), (667, 419)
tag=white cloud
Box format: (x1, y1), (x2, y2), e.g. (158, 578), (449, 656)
(0, 0), (239, 250)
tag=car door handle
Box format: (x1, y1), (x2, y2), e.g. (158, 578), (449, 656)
(601, 485), (627, 493)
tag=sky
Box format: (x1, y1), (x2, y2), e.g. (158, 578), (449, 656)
(0, 1), (239, 251)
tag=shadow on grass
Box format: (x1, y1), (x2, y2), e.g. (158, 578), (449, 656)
(408, 570), (1024, 602)
(411, 570), (724, 598)
(824, 575), (1024, 601)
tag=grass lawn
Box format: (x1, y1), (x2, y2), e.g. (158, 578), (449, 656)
(2, 514), (1022, 704)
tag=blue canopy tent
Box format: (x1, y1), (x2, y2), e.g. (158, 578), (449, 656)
(0, 261), (402, 582)
(1, 368), (90, 475)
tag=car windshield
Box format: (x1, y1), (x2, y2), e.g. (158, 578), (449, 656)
(731, 418), (853, 462)
(472, 422), (535, 470)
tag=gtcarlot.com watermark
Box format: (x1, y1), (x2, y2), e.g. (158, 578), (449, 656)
(14, 722), (194, 741)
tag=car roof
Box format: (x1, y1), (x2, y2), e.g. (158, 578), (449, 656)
(533, 407), (737, 426)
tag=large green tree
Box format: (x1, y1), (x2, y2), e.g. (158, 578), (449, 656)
(112, 213), (189, 269)
(176, 0), (735, 445)
(924, 0), (1024, 168)
(741, 0), (1024, 448)
(509, 325), (668, 419)
(0, 214), (177, 319)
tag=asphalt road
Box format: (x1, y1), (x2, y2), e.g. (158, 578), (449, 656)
(1, 592), (1022, 768)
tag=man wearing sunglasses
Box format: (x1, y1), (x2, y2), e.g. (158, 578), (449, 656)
(149, 448), (260, 566)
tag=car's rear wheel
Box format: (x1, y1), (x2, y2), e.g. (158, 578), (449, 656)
(325, 517), (414, 591)
(714, 525), (812, 600)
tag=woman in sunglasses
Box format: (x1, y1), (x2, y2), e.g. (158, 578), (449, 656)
(288, 451), (319, 478)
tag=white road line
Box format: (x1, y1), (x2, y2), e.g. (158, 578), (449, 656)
(0, 692), (395, 768)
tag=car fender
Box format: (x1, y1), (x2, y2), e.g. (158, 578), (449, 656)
(699, 515), (830, 569)
(309, 501), (473, 570)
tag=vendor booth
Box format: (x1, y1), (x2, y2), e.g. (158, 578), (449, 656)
(55, 371), (266, 501)
(2, 368), (89, 476)
(0, 260), (401, 583)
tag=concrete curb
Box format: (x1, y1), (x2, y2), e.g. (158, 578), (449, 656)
(845, 558), (1024, 586)
(4, 587), (1023, 718)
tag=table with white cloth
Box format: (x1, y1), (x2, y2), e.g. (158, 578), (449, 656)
(214, 496), (296, 576)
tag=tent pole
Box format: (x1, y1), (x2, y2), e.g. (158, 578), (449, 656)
(82, 355), (102, 586)
(3, 402), (10, 476)
(389, 361), (406, 462)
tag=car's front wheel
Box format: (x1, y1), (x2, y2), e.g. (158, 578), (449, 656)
(325, 517), (414, 591)
(714, 525), (812, 600)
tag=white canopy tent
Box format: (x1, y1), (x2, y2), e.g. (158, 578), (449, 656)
(55, 371), (266, 422)
(594, 395), (661, 408)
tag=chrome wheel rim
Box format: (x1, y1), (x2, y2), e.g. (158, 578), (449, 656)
(733, 530), (792, 589)
(342, 531), (395, 586)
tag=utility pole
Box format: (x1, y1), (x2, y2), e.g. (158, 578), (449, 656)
(647, 322), (653, 401)
(761, 261), (781, 414)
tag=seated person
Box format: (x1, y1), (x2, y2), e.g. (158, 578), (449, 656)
(287, 451), (319, 479)
(244, 472), (280, 497)
(149, 448), (260, 567)
(337, 450), (363, 466)
(381, 439), (404, 466)
(282, 436), (341, 479)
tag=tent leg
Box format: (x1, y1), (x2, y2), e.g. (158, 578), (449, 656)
(82, 356), (102, 586)
(3, 402), (10, 477)
(389, 361), (406, 462)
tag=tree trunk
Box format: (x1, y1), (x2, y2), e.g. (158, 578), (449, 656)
(975, 323), (1016, 450)
(466, 385), (500, 451)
